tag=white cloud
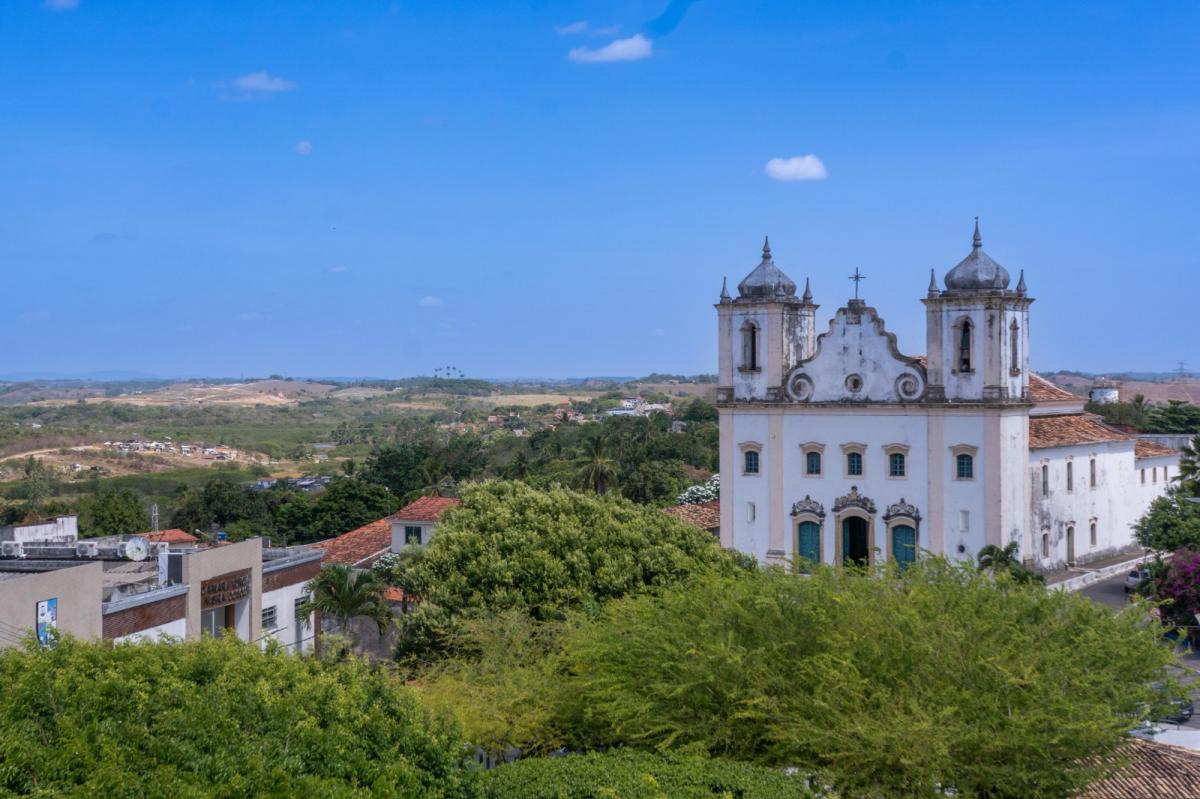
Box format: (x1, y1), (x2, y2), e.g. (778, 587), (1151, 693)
(329, 264), (350, 273)
(232, 71), (297, 93)
(569, 34), (653, 64)
(294, 140), (313, 155)
(418, 296), (442, 307)
(44, 0), (79, 9)
(765, 155), (828, 182)
(555, 20), (588, 34)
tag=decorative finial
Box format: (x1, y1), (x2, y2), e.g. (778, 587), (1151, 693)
(802, 277), (812, 303)
(719, 276), (731, 303)
(849, 268), (865, 300)
(927, 268), (940, 297)
(973, 217), (982, 250)
(1016, 269), (1027, 296)
(762, 235), (772, 260)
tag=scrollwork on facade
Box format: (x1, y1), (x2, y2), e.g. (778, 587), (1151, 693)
(832, 486), (876, 515)
(895, 372), (925, 401)
(786, 369), (814, 402)
(882, 498), (922, 523)
(790, 495), (826, 519)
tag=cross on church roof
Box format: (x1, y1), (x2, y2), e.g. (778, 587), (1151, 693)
(849, 268), (866, 299)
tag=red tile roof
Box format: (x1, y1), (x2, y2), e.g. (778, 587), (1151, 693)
(1030, 373), (1078, 402)
(313, 515), (396, 567)
(1029, 414), (1132, 449)
(393, 496), (460, 522)
(664, 500), (721, 531)
(383, 586), (409, 603)
(1080, 740), (1200, 799)
(1136, 440), (1177, 459)
(142, 529), (199, 545)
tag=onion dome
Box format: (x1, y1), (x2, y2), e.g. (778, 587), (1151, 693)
(737, 237), (798, 300)
(944, 219), (1010, 292)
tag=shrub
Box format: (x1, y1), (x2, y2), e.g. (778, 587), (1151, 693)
(481, 751), (814, 799)
(0, 635), (480, 797)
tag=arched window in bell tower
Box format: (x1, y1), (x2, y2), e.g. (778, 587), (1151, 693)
(1009, 319), (1021, 376)
(740, 320), (759, 371)
(958, 319), (972, 373)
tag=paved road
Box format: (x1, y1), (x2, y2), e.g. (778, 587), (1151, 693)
(1079, 570), (1136, 609)
(1079, 570), (1200, 731)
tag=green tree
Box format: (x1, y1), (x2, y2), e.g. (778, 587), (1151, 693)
(309, 477), (392, 538)
(15, 456), (57, 507)
(1145, 400), (1200, 434)
(298, 564), (393, 652)
(392, 482), (752, 662)
(1135, 486), (1200, 551)
(481, 751), (813, 799)
(0, 635), (480, 797)
(528, 565), (1174, 799)
(573, 432), (617, 495)
(79, 488), (150, 537)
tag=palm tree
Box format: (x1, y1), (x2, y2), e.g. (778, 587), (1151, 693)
(298, 565), (392, 653)
(574, 432), (617, 495)
(977, 542), (1044, 585)
(1177, 434), (1200, 494)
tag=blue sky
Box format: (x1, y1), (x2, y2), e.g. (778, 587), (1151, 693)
(2, 1), (1198, 379)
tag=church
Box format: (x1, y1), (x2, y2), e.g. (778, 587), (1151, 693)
(715, 223), (1178, 571)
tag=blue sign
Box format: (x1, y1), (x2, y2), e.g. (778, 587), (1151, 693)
(36, 598), (58, 648)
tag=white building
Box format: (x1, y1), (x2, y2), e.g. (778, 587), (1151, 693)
(716, 226), (1178, 571)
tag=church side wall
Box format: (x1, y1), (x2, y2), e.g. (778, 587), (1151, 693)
(1030, 442), (1159, 570)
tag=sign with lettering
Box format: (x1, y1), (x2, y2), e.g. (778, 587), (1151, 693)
(35, 598), (57, 648)
(201, 569), (251, 610)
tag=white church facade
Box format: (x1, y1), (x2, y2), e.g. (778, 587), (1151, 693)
(716, 224), (1178, 571)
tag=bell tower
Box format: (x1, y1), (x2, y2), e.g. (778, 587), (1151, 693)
(922, 220), (1032, 403)
(716, 238), (817, 403)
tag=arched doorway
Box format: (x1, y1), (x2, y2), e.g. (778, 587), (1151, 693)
(790, 495), (826, 573)
(842, 517), (870, 566)
(1066, 525), (1075, 565)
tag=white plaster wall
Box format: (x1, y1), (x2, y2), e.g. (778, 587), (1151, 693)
(781, 410), (931, 565)
(114, 617), (187, 644)
(998, 412), (1030, 553)
(939, 305), (987, 401)
(731, 308), (771, 400)
(1003, 307), (1029, 400)
(728, 412), (771, 561)
(1031, 445), (1178, 570)
(797, 306), (923, 403)
(941, 414), (988, 561)
(261, 580), (315, 654)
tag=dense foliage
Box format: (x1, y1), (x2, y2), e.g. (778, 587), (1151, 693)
(481, 751), (814, 799)
(1151, 547), (1200, 626)
(1135, 486), (1200, 551)
(391, 481), (749, 621)
(422, 564), (1175, 799)
(389, 481), (750, 663)
(0, 636), (480, 797)
(1087, 396), (1200, 434)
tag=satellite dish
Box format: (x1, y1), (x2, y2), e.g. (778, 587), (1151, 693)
(124, 536), (150, 562)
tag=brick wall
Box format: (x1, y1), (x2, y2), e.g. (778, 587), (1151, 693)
(103, 594), (186, 640)
(263, 559), (321, 593)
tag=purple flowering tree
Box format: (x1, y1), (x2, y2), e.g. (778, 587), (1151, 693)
(1155, 547), (1200, 628)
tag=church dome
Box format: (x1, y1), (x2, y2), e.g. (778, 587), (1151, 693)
(737, 237), (798, 300)
(944, 220), (1010, 292)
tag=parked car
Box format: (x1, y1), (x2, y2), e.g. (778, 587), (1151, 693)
(1124, 568), (1152, 595)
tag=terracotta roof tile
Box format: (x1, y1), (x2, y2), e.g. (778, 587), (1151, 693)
(1030, 373), (1078, 402)
(1136, 440), (1177, 459)
(141, 529), (199, 545)
(1029, 414), (1132, 449)
(664, 500), (721, 531)
(313, 516), (395, 567)
(393, 496), (460, 522)
(1080, 740), (1200, 799)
